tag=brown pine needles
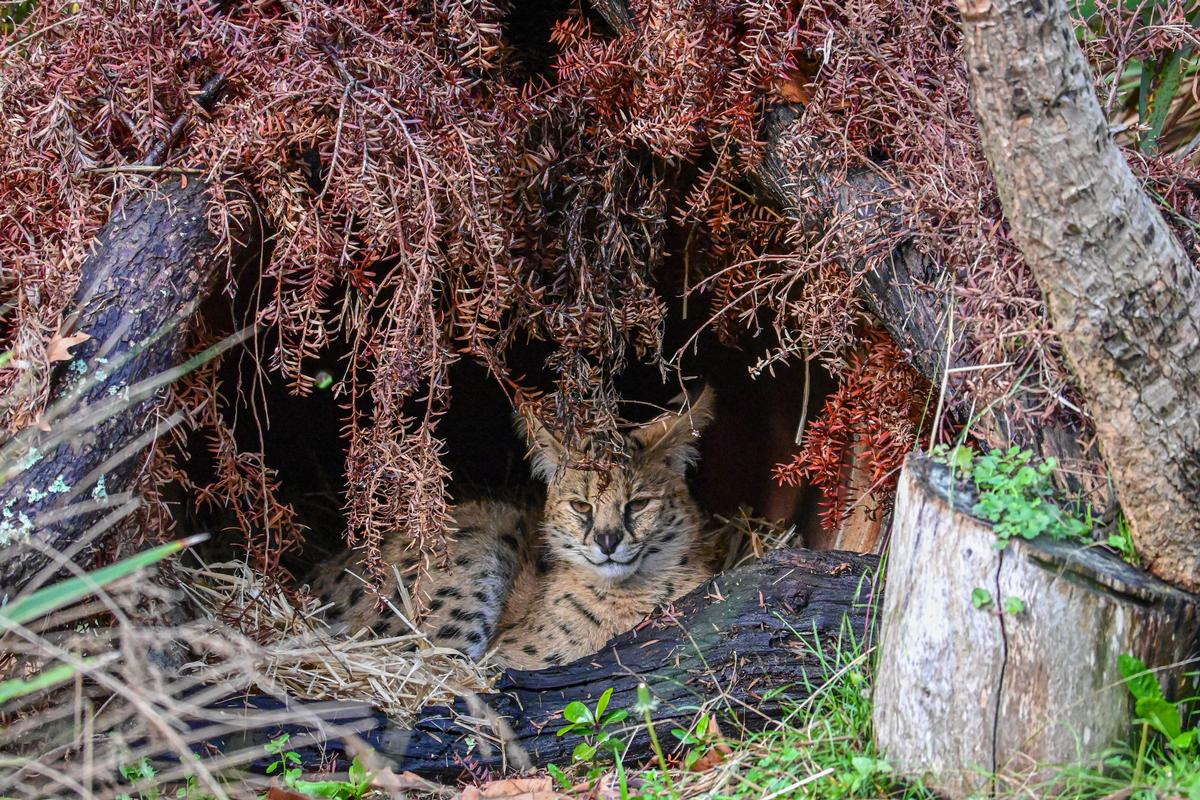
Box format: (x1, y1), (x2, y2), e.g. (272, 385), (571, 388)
(2, 0), (1199, 575)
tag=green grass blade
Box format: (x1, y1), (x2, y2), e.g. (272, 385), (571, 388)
(0, 661), (85, 705)
(0, 533), (207, 627)
(1143, 49), (1186, 152)
(1139, 57), (1154, 133)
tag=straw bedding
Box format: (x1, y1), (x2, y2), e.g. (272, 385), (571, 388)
(178, 511), (797, 723)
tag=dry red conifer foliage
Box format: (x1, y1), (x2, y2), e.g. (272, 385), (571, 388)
(2, 0), (1198, 577)
(774, 329), (927, 529)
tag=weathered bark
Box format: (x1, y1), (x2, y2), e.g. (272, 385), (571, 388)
(198, 548), (881, 779)
(0, 179), (253, 594)
(953, 0), (1200, 592)
(874, 453), (1200, 798)
(590, 0), (631, 34)
(591, 0), (963, 386)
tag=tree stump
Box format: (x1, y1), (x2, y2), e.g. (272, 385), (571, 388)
(874, 452), (1200, 798)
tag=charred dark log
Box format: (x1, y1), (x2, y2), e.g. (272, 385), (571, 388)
(197, 548), (880, 779)
(0, 179), (255, 594)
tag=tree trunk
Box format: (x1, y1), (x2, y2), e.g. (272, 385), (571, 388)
(952, 0), (1200, 592)
(874, 453), (1200, 798)
(0, 179), (253, 595)
(196, 548), (880, 779)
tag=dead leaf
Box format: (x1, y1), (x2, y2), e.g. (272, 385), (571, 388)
(29, 411), (51, 433)
(773, 72), (811, 104)
(687, 742), (733, 772)
(458, 777), (565, 800)
(686, 717), (732, 772)
(265, 788), (310, 800)
(375, 767), (454, 795)
(46, 331), (90, 363)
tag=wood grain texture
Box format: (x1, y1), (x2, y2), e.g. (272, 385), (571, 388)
(875, 453), (1200, 797)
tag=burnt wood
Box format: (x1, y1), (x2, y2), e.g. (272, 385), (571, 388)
(198, 548), (881, 779)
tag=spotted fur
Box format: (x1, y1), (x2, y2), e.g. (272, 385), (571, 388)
(312, 388), (716, 669)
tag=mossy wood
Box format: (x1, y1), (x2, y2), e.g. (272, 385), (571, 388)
(874, 453), (1200, 799)
(0, 180), (253, 594)
(202, 548), (880, 779)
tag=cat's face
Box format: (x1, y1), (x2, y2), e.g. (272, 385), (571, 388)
(522, 388), (714, 581)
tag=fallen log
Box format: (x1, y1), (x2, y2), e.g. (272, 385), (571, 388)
(753, 105), (957, 385)
(199, 548), (881, 779)
(0, 178), (256, 595)
(874, 453), (1200, 798)
(585, 0), (1098, 501)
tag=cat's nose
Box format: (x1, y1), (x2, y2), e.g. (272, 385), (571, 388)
(595, 529), (623, 555)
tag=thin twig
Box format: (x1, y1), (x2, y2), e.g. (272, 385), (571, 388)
(85, 166), (203, 175)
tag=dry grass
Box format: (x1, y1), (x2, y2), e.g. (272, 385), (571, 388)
(713, 508), (805, 572)
(177, 557), (493, 725)
(0, 571), (384, 799)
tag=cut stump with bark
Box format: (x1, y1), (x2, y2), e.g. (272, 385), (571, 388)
(201, 548), (881, 779)
(0, 179), (254, 595)
(874, 452), (1200, 798)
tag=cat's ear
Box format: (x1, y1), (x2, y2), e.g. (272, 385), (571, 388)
(514, 411), (567, 482)
(631, 385), (715, 473)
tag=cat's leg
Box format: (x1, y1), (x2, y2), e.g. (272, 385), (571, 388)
(409, 501), (535, 661)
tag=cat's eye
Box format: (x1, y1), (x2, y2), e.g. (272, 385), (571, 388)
(569, 499), (592, 514)
(626, 497), (652, 513)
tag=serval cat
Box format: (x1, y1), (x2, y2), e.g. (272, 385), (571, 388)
(313, 387), (716, 669)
